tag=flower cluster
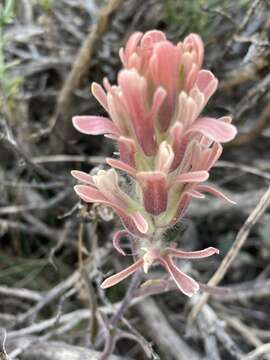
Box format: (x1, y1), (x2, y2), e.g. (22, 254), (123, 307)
(72, 30), (237, 297)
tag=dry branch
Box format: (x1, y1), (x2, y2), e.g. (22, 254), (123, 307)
(222, 315), (270, 360)
(0, 286), (42, 302)
(32, 154), (105, 165)
(137, 298), (200, 360)
(18, 341), (125, 360)
(242, 343), (270, 360)
(47, 0), (124, 150)
(196, 304), (243, 360)
(213, 279), (270, 302)
(229, 102), (270, 147)
(0, 189), (72, 215)
(215, 161), (270, 181)
(189, 185), (270, 321)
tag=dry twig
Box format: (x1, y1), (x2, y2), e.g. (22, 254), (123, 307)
(189, 185), (270, 322)
(195, 304), (243, 360)
(41, 0), (124, 148)
(137, 298), (200, 360)
(242, 343), (270, 360)
(228, 102), (270, 147)
(215, 161), (270, 181)
(17, 340), (125, 360)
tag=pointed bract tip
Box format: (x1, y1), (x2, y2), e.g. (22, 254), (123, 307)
(100, 279), (111, 289)
(208, 247), (220, 255)
(185, 282), (200, 297)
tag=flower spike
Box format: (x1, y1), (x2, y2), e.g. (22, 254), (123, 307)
(72, 29), (237, 296)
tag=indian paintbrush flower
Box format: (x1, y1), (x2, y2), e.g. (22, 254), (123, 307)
(72, 30), (237, 297)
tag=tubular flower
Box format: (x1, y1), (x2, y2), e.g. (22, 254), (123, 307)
(72, 30), (237, 297)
